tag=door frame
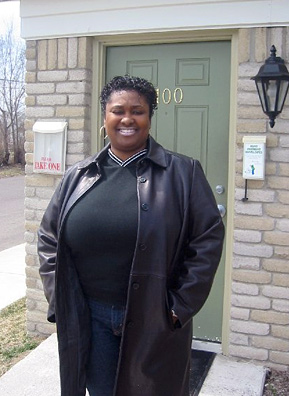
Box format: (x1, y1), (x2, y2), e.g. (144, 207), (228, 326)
(91, 29), (238, 356)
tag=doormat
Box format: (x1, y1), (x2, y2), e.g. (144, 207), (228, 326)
(189, 349), (215, 395)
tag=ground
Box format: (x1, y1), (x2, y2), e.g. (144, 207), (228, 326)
(0, 298), (44, 377)
(0, 164), (44, 378)
(0, 165), (289, 394)
(0, 164), (24, 178)
(263, 369), (289, 395)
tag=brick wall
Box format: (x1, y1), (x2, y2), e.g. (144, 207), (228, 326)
(24, 28), (289, 370)
(25, 37), (93, 335)
(231, 27), (289, 370)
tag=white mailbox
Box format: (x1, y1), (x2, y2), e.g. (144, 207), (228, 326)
(33, 121), (67, 175)
(242, 136), (266, 180)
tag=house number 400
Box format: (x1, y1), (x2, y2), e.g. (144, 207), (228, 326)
(156, 88), (183, 104)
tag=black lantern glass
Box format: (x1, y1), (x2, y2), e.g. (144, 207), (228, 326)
(251, 45), (289, 128)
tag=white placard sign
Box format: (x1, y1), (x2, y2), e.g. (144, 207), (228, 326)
(33, 121), (67, 174)
(242, 136), (266, 180)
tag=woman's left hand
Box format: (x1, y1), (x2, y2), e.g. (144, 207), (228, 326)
(171, 309), (179, 324)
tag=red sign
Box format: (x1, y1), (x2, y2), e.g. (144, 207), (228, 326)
(34, 161), (61, 171)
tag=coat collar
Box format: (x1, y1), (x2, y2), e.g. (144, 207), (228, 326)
(78, 136), (168, 170)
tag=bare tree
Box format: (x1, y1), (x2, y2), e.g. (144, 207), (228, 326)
(0, 23), (25, 165)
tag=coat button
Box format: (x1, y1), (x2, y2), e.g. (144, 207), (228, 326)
(139, 243), (147, 251)
(139, 177), (147, 183)
(132, 282), (140, 290)
(127, 321), (134, 328)
(141, 203), (149, 211)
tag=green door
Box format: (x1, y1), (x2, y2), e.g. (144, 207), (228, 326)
(106, 41), (230, 342)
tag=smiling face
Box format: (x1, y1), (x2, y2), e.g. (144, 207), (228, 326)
(104, 90), (151, 160)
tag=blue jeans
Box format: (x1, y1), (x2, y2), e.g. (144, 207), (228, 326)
(86, 298), (125, 396)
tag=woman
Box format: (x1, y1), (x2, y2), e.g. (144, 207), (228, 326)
(38, 75), (224, 396)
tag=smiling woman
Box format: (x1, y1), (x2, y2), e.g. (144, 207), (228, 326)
(38, 74), (224, 396)
(99, 75), (158, 160)
(104, 91), (151, 160)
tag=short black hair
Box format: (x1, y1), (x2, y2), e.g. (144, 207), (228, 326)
(100, 75), (158, 118)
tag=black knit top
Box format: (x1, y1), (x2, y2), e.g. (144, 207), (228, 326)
(63, 150), (146, 305)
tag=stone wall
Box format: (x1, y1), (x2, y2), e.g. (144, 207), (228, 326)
(24, 28), (289, 370)
(231, 27), (289, 370)
(25, 37), (93, 335)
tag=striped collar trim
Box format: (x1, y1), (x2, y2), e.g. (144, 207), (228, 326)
(108, 148), (147, 167)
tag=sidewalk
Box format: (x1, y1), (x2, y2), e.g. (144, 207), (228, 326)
(0, 243), (26, 311)
(0, 244), (268, 395)
(0, 333), (267, 396)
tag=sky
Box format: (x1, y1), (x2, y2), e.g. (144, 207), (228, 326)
(0, 1), (21, 36)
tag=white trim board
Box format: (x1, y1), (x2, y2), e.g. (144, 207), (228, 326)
(192, 339), (222, 354)
(21, 0), (289, 40)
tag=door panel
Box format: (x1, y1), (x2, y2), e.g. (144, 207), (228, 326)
(127, 60), (158, 86)
(175, 106), (208, 167)
(176, 58), (210, 85)
(106, 41), (230, 342)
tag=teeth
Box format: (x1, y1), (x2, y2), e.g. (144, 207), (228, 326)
(118, 129), (136, 135)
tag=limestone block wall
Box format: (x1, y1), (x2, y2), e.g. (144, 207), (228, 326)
(231, 27), (289, 370)
(24, 27), (289, 370)
(25, 37), (93, 335)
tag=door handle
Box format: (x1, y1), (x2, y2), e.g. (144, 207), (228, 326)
(217, 204), (226, 218)
(216, 185), (225, 194)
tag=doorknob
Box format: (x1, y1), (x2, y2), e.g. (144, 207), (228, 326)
(218, 204), (226, 218)
(216, 185), (225, 194)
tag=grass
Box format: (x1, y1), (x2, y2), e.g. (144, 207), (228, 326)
(0, 298), (44, 377)
(0, 166), (43, 377)
(0, 164), (25, 178)
(266, 384), (278, 396)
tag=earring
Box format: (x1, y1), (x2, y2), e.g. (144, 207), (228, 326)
(99, 125), (108, 139)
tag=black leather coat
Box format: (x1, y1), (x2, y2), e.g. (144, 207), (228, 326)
(38, 136), (224, 396)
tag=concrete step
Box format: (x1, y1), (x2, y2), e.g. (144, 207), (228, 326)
(0, 334), (267, 396)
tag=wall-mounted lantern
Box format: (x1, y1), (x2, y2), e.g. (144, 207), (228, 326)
(251, 45), (289, 128)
